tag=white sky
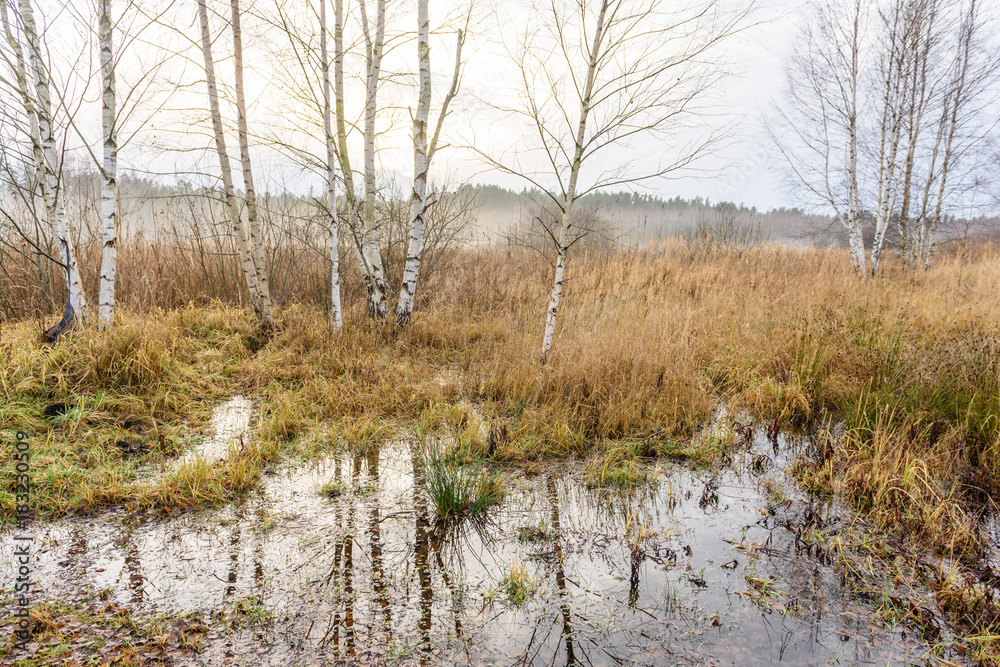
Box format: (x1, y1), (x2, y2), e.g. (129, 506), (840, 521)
(434, 0), (805, 211)
(34, 0), (808, 211)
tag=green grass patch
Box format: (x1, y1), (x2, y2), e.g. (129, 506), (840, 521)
(421, 443), (506, 521)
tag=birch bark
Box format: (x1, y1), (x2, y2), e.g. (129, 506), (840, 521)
(395, 0), (431, 328)
(98, 0), (117, 329)
(896, 6), (933, 270)
(230, 0), (273, 326)
(1, 5), (44, 214)
(394, 4), (463, 326)
(870, 0), (911, 273)
(358, 0), (388, 320)
(333, 0), (380, 316)
(914, 72), (950, 267)
(17, 0), (89, 331)
(320, 0), (342, 330)
(197, 0), (263, 320)
(897, 0), (937, 270)
(540, 0), (608, 365)
(846, 0), (866, 272)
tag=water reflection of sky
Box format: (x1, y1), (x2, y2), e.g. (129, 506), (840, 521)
(2, 405), (950, 665)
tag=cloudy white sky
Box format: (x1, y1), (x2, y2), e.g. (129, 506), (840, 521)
(35, 0), (807, 212)
(443, 0), (805, 211)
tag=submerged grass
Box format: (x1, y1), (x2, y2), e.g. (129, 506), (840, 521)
(497, 559), (539, 607)
(585, 441), (660, 489)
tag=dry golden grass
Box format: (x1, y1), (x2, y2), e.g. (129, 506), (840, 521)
(2, 240), (999, 555)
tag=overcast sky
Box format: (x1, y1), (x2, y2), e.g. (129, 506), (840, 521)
(441, 0), (805, 211)
(35, 0), (807, 212)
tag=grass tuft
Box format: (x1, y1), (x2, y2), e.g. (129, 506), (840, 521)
(585, 442), (659, 489)
(498, 559), (538, 607)
(420, 442), (506, 521)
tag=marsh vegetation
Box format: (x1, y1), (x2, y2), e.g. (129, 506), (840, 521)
(2, 242), (1000, 664)
(2, 0), (1000, 662)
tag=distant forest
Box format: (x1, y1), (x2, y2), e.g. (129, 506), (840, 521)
(459, 183), (805, 216)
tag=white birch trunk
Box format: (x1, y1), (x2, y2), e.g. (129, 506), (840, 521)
(924, 96), (958, 270)
(920, 111), (956, 271)
(197, 0), (262, 320)
(870, 121), (903, 273)
(846, 84), (865, 272)
(98, 0), (117, 329)
(359, 0), (388, 320)
(320, 0), (342, 330)
(842, 0), (865, 273)
(913, 103), (944, 268)
(914, 76), (949, 267)
(333, 0), (378, 310)
(395, 0), (430, 328)
(897, 19), (931, 270)
(395, 12), (463, 327)
(17, 0), (89, 330)
(870, 2), (910, 274)
(230, 0), (273, 326)
(1, 5), (43, 198)
(540, 0), (608, 364)
(898, 109), (919, 268)
(870, 113), (904, 273)
(897, 2), (935, 269)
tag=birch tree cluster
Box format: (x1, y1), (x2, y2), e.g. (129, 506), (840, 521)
(774, 0), (1000, 273)
(1, 0), (98, 339)
(3, 0), (995, 361)
(0, 0), (469, 337)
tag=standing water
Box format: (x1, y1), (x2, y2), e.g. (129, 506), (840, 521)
(2, 400), (968, 665)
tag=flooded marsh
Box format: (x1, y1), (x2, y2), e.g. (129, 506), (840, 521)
(3, 399), (985, 666)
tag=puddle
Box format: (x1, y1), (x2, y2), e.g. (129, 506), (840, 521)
(139, 396), (256, 480)
(181, 395), (256, 466)
(2, 408), (970, 665)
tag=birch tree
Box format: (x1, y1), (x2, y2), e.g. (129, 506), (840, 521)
(910, 0), (998, 268)
(331, 0), (371, 314)
(230, 0), (274, 326)
(319, 0), (342, 330)
(98, 0), (117, 328)
(196, 0), (267, 323)
(0, 3), (55, 313)
(775, 0), (999, 272)
(253, 0), (346, 328)
(869, 0), (914, 273)
(3, 0), (164, 331)
(895, 0), (938, 268)
(264, 0), (461, 326)
(12, 0), (90, 338)
(479, 0), (746, 363)
(394, 0), (464, 326)
(0, 3), (45, 229)
(323, 0), (394, 321)
(356, 0), (388, 320)
(772, 0), (867, 271)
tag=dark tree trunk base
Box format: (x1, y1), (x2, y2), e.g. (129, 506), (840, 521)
(42, 299), (76, 343)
